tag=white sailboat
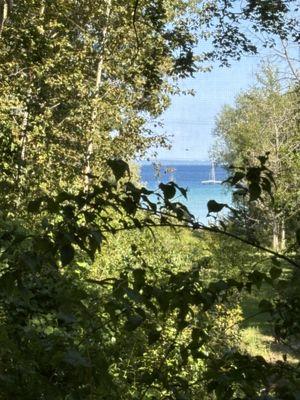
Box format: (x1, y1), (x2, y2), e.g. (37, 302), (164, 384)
(201, 161), (222, 184)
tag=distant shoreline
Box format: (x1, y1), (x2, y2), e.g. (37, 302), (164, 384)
(138, 159), (211, 166)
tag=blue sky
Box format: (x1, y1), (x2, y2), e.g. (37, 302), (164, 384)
(147, 6), (300, 163)
(151, 55), (261, 162)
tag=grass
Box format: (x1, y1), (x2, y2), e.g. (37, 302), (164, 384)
(239, 281), (299, 363)
(240, 327), (279, 361)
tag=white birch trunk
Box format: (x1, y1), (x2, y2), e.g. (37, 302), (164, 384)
(0, 0), (8, 36)
(272, 216), (279, 252)
(84, 0), (112, 192)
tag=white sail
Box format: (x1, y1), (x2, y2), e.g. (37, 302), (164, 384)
(201, 161), (222, 184)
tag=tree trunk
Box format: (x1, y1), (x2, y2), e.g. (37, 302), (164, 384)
(20, 111), (28, 164)
(272, 217), (279, 252)
(84, 0), (112, 193)
(280, 217), (286, 251)
(0, 0), (8, 36)
(84, 139), (94, 191)
(16, 108), (29, 207)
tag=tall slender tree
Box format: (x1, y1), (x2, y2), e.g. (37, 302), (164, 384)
(213, 66), (300, 250)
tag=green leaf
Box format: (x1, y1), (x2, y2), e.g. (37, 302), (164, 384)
(123, 197), (137, 215)
(207, 200), (226, 213)
(271, 257), (281, 266)
(259, 299), (273, 313)
(125, 288), (144, 303)
(20, 253), (39, 272)
(270, 267), (282, 280)
(125, 314), (144, 331)
(57, 312), (76, 324)
(133, 268), (146, 290)
(88, 230), (102, 258)
(248, 270), (265, 289)
(64, 349), (90, 367)
(46, 199), (60, 213)
(209, 280), (228, 293)
(60, 244), (75, 266)
(107, 159), (130, 181)
(28, 199), (42, 213)
(148, 329), (161, 345)
(63, 205), (75, 219)
(56, 191), (74, 203)
(0, 271), (17, 292)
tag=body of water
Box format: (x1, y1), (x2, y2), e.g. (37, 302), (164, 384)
(140, 164), (231, 222)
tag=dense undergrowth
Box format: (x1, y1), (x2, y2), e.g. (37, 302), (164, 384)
(0, 160), (299, 399)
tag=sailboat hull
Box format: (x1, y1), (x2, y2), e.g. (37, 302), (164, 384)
(201, 180), (222, 184)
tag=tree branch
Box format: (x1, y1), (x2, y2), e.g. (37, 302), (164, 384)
(132, 0), (141, 48)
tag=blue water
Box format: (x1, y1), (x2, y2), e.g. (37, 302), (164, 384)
(140, 164), (231, 222)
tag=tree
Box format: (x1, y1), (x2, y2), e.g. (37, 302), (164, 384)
(0, 0), (298, 213)
(0, 0), (200, 210)
(213, 66), (300, 251)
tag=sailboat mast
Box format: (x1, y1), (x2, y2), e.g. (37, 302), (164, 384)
(201, 159), (221, 184)
(211, 161), (216, 182)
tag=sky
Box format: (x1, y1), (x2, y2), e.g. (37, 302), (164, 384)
(151, 55), (261, 162)
(145, 4), (300, 163)
(145, 37), (299, 163)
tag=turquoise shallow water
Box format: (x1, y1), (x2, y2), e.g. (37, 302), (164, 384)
(141, 164), (232, 223)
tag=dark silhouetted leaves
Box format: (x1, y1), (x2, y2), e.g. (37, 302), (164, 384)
(60, 244), (75, 266)
(108, 159), (130, 181)
(249, 182), (261, 201)
(148, 329), (161, 345)
(125, 314), (144, 331)
(28, 198), (43, 213)
(270, 267), (282, 280)
(207, 200), (226, 213)
(159, 182), (176, 199)
(259, 299), (273, 313)
(133, 269), (146, 291)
